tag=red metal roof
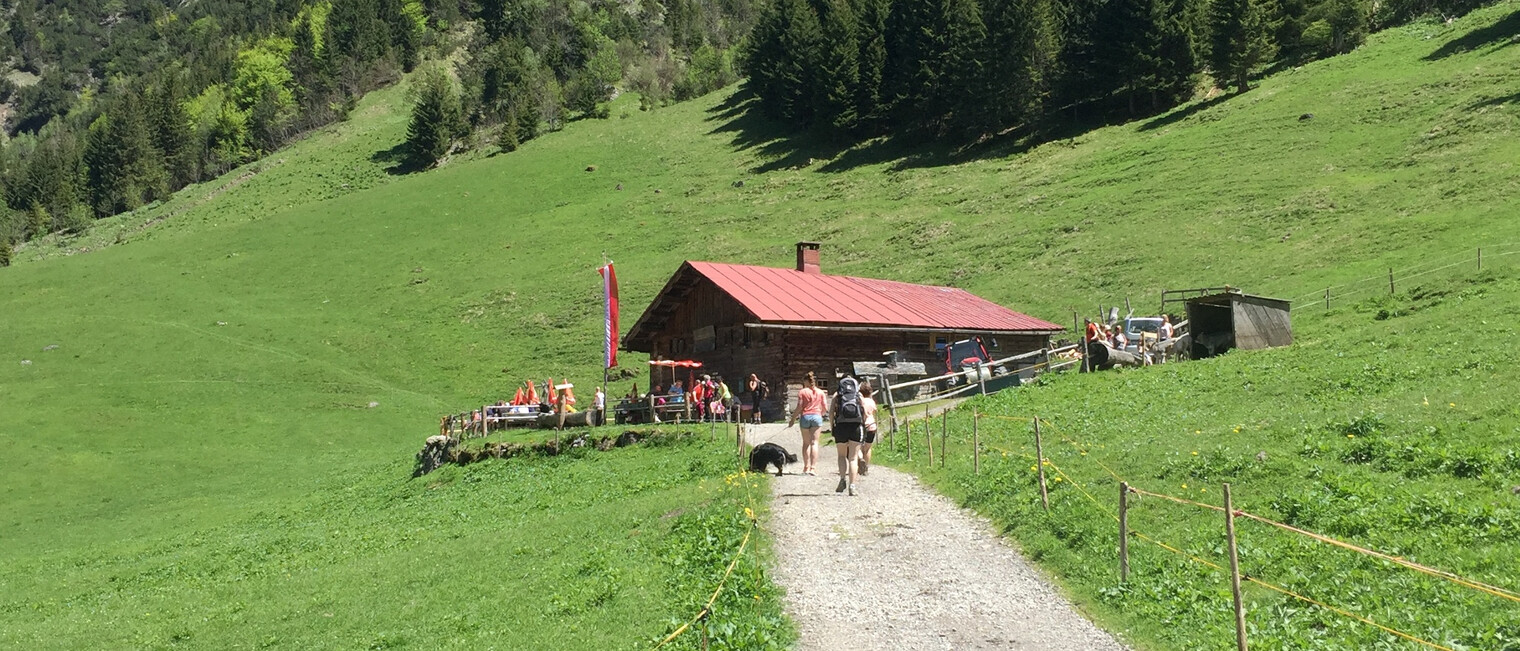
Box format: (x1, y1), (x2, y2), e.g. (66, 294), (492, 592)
(687, 261), (1062, 332)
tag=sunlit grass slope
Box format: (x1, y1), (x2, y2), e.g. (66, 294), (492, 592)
(0, 2), (1517, 647)
(899, 268), (1520, 650)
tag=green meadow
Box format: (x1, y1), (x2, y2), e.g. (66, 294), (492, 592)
(2, 1), (1519, 647)
(896, 267), (1520, 650)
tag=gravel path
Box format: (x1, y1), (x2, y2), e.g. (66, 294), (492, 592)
(747, 423), (1127, 651)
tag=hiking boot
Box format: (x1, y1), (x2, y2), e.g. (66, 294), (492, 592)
(835, 477), (848, 493)
(858, 459), (869, 476)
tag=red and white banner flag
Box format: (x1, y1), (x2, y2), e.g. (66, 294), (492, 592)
(599, 262), (619, 369)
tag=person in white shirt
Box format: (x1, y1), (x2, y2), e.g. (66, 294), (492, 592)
(858, 383), (880, 477)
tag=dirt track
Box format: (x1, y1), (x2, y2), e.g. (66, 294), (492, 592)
(746, 422), (1128, 651)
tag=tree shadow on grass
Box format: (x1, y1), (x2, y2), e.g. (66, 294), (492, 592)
(1470, 90), (1520, 109)
(705, 89), (855, 174)
(1137, 93), (1235, 132)
(709, 84), (1194, 174)
(1425, 9), (1520, 60)
(371, 143), (422, 175)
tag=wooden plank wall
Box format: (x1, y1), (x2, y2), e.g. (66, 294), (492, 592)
(1232, 298), (1293, 349)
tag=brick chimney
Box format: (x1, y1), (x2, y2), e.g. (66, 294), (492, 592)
(796, 241), (821, 274)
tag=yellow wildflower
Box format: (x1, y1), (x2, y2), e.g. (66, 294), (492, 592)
(1192, 451), (1199, 456)
(1182, 483), (1188, 489)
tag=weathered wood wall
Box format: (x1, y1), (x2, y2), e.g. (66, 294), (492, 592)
(1232, 297), (1293, 349)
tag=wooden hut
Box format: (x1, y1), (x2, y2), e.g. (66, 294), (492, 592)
(1184, 289), (1292, 358)
(622, 242), (1063, 418)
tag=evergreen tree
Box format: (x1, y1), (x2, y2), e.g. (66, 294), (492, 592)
(327, 0), (390, 64)
(26, 200), (50, 240)
(148, 76), (196, 187)
(772, 0), (824, 124)
(882, 0), (940, 125)
(84, 93), (168, 216)
(743, 0), (789, 117)
(816, 0), (861, 135)
(404, 67), (467, 168)
(1210, 0), (1277, 92)
(979, 0), (1058, 129)
(941, 0), (988, 133)
(1095, 0), (1165, 113)
(1152, 0), (1203, 107)
(10, 132), (84, 221)
(479, 0), (537, 42)
(378, 0), (423, 71)
(853, 0), (889, 133)
(0, 237), (10, 267)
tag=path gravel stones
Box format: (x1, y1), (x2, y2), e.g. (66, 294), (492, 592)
(746, 423), (1127, 651)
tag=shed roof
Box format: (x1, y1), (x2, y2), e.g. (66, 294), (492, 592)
(625, 261), (1062, 350)
(1186, 289), (1292, 308)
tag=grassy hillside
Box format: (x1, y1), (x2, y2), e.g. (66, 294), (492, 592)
(1, 1), (1518, 647)
(0, 429), (791, 649)
(894, 267), (1520, 649)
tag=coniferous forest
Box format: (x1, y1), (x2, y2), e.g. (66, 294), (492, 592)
(742, 0), (1487, 141)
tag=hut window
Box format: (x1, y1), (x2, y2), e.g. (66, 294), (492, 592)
(934, 336), (948, 351)
(988, 337), (1000, 350)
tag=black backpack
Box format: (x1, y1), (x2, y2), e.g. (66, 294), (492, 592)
(834, 377), (864, 424)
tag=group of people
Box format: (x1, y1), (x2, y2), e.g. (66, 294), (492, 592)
(787, 372), (879, 497)
(638, 373), (772, 423)
(1084, 315), (1176, 366)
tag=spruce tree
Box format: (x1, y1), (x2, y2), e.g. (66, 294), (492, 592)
(404, 67), (467, 169)
(980, 0), (1058, 129)
(83, 93), (167, 216)
(1210, 0), (1277, 92)
(148, 77), (195, 187)
(1152, 0), (1203, 107)
(853, 0), (889, 133)
(744, 0), (789, 118)
(26, 200), (49, 240)
(882, 0), (938, 126)
(941, 0), (988, 133)
(817, 0), (861, 135)
(772, 0), (823, 124)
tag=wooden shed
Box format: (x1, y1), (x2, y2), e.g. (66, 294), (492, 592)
(622, 243), (1063, 418)
(1184, 289), (1292, 358)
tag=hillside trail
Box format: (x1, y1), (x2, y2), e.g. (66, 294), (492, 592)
(745, 419), (1128, 651)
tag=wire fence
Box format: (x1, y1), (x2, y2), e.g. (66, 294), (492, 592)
(892, 410), (1516, 651)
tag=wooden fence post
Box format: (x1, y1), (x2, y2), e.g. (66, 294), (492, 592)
(1325, 288), (1330, 312)
(1074, 311), (1087, 373)
(976, 360), (988, 395)
(925, 415), (934, 466)
(1389, 268), (1395, 295)
(973, 411), (980, 475)
(1224, 483), (1248, 651)
(1034, 417), (1049, 511)
(906, 418), (913, 460)
(1478, 247), (1483, 271)
(940, 410), (947, 467)
(1119, 481), (1130, 582)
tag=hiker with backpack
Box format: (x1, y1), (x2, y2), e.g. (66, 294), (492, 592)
(830, 375), (867, 496)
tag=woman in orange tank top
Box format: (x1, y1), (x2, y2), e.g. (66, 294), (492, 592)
(788, 371), (827, 475)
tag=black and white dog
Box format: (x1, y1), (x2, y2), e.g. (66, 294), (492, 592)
(748, 442), (797, 476)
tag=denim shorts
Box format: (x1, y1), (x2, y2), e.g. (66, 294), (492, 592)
(799, 413), (824, 429)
